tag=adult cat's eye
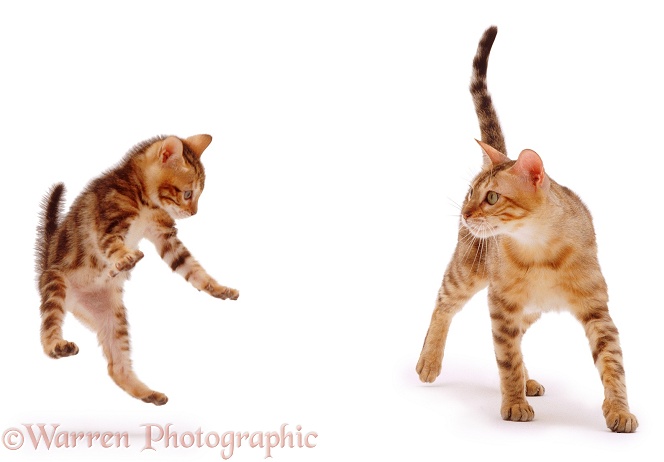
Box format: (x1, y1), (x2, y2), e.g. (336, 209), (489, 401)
(486, 191), (500, 205)
(183, 190), (192, 200)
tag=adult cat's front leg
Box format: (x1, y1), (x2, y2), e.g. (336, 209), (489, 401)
(417, 232), (488, 382)
(488, 292), (533, 422)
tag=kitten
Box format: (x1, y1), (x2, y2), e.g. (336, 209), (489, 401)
(35, 134), (239, 405)
(416, 26), (638, 432)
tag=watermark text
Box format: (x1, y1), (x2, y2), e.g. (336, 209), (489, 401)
(3, 423), (317, 459)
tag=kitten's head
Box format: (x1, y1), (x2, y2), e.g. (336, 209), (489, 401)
(461, 140), (550, 240)
(148, 134), (211, 219)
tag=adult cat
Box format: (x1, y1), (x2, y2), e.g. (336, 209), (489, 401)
(416, 27), (638, 433)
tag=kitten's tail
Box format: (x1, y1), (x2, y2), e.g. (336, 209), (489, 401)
(36, 183), (65, 275)
(470, 26), (507, 155)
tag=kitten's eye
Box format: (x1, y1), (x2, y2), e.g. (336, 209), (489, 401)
(183, 190), (193, 200)
(485, 191), (500, 205)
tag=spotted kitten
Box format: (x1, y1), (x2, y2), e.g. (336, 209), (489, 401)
(35, 134), (239, 405)
(416, 27), (638, 432)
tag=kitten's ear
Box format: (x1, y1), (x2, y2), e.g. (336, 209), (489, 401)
(511, 149), (548, 188)
(185, 134), (213, 158)
(475, 139), (508, 167)
(159, 136), (184, 165)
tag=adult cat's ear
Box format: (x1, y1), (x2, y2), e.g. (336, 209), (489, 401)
(511, 149), (549, 189)
(185, 134), (213, 158)
(476, 139), (508, 167)
(159, 136), (184, 166)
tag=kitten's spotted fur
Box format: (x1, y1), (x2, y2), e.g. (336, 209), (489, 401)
(416, 27), (638, 432)
(36, 134), (238, 405)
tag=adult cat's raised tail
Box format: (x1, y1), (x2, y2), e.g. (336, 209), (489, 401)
(470, 25), (506, 155)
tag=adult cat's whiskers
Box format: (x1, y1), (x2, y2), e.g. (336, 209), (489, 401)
(447, 198), (465, 218)
(448, 197), (463, 211)
(457, 222), (489, 276)
(475, 224), (492, 276)
(458, 233), (478, 265)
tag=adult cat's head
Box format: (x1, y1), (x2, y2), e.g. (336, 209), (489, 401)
(144, 134), (211, 219)
(461, 140), (551, 240)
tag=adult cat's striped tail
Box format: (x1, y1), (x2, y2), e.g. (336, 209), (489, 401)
(470, 26), (506, 155)
(35, 183), (65, 274)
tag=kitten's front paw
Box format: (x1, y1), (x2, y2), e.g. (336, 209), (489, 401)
(204, 281), (239, 300)
(141, 391), (169, 406)
(110, 250), (144, 277)
(501, 401), (535, 422)
(46, 340), (79, 359)
(416, 352), (442, 383)
(603, 399), (638, 433)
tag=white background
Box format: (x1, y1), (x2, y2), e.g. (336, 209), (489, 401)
(1, 1), (662, 461)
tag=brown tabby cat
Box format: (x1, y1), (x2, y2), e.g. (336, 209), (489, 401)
(416, 26), (638, 432)
(35, 134), (239, 405)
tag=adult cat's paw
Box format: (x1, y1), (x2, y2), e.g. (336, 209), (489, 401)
(204, 282), (239, 300)
(416, 352), (442, 383)
(526, 379), (545, 397)
(501, 401), (535, 422)
(603, 399), (638, 433)
(109, 249), (144, 277)
(141, 391), (169, 406)
(46, 340), (79, 359)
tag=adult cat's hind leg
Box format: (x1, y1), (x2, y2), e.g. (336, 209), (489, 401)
(522, 313), (545, 397)
(576, 307), (638, 433)
(39, 269), (79, 358)
(417, 232), (489, 382)
(82, 287), (168, 405)
(525, 378), (545, 397)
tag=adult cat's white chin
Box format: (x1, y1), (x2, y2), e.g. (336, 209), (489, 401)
(462, 218), (499, 239)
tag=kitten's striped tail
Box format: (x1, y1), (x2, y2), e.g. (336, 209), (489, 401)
(35, 183), (65, 274)
(470, 26), (507, 155)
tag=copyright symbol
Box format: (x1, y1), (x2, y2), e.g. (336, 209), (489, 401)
(2, 428), (24, 450)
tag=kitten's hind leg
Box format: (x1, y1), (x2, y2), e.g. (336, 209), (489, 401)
(39, 269), (79, 358)
(416, 233), (489, 383)
(91, 288), (168, 405)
